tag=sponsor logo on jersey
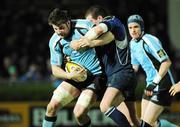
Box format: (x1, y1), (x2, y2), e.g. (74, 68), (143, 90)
(157, 49), (166, 58)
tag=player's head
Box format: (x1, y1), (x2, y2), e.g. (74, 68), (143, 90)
(48, 8), (71, 38)
(127, 14), (144, 39)
(85, 5), (109, 25)
(127, 14), (144, 31)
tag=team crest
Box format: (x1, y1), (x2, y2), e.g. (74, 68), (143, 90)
(157, 49), (166, 58)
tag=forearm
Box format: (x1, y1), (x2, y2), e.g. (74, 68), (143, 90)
(85, 23), (108, 40)
(158, 59), (171, 77)
(88, 32), (114, 47)
(154, 59), (171, 84)
(51, 65), (70, 79)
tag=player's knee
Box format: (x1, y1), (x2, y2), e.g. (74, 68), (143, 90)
(52, 87), (74, 107)
(73, 106), (85, 119)
(100, 101), (110, 113)
(46, 102), (59, 116)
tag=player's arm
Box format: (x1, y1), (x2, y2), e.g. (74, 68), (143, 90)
(51, 65), (86, 81)
(51, 65), (71, 79)
(157, 58), (171, 80)
(85, 23), (108, 40)
(144, 36), (172, 95)
(70, 23), (112, 50)
(79, 31), (114, 48)
(143, 35), (171, 84)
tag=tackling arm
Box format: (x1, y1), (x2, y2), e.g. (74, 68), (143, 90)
(85, 23), (108, 40)
(70, 23), (114, 50)
(81, 31), (115, 48)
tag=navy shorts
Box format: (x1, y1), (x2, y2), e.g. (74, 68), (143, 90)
(143, 89), (172, 106)
(65, 74), (106, 98)
(107, 70), (137, 101)
(143, 74), (173, 106)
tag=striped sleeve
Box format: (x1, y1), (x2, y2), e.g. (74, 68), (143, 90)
(142, 34), (169, 62)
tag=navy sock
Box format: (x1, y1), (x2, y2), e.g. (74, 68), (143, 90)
(105, 107), (131, 127)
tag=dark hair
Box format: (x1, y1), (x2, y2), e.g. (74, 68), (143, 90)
(85, 5), (109, 19)
(48, 8), (70, 26)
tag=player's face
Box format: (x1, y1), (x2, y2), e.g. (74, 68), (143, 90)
(128, 22), (142, 39)
(86, 14), (103, 25)
(52, 21), (71, 38)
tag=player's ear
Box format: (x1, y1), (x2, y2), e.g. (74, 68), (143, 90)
(97, 15), (103, 22)
(67, 21), (71, 25)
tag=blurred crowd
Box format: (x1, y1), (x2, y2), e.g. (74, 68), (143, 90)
(0, 0), (179, 83)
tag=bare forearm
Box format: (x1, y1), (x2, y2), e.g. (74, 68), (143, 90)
(88, 32), (114, 47)
(85, 23), (108, 40)
(158, 59), (171, 78)
(51, 65), (70, 79)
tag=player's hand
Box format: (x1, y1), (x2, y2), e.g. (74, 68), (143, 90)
(66, 67), (87, 82)
(70, 37), (91, 51)
(169, 82), (180, 96)
(70, 40), (82, 50)
(78, 36), (91, 48)
(145, 82), (157, 96)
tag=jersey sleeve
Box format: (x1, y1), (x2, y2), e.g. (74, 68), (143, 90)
(102, 16), (126, 41)
(143, 34), (169, 63)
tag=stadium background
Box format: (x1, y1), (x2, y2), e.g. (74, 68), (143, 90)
(0, 0), (180, 126)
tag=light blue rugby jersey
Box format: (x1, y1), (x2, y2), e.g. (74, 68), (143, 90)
(130, 34), (174, 86)
(49, 19), (102, 75)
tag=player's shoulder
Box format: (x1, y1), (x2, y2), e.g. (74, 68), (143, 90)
(49, 33), (61, 48)
(143, 33), (159, 42)
(72, 19), (94, 29)
(104, 16), (123, 25)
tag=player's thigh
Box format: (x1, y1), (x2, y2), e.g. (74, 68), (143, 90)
(143, 101), (164, 125)
(58, 81), (81, 96)
(141, 98), (150, 119)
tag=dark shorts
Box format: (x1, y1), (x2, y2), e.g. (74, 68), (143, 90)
(65, 74), (106, 98)
(107, 70), (137, 101)
(143, 89), (172, 106)
(143, 74), (173, 106)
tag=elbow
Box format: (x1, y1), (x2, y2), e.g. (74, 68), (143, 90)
(110, 33), (115, 40)
(52, 70), (56, 77)
(51, 67), (58, 77)
(167, 58), (172, 67)
(96, 27), (104, 35)
(163, 58), (172, 68)
(168, 59), (172, 67)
